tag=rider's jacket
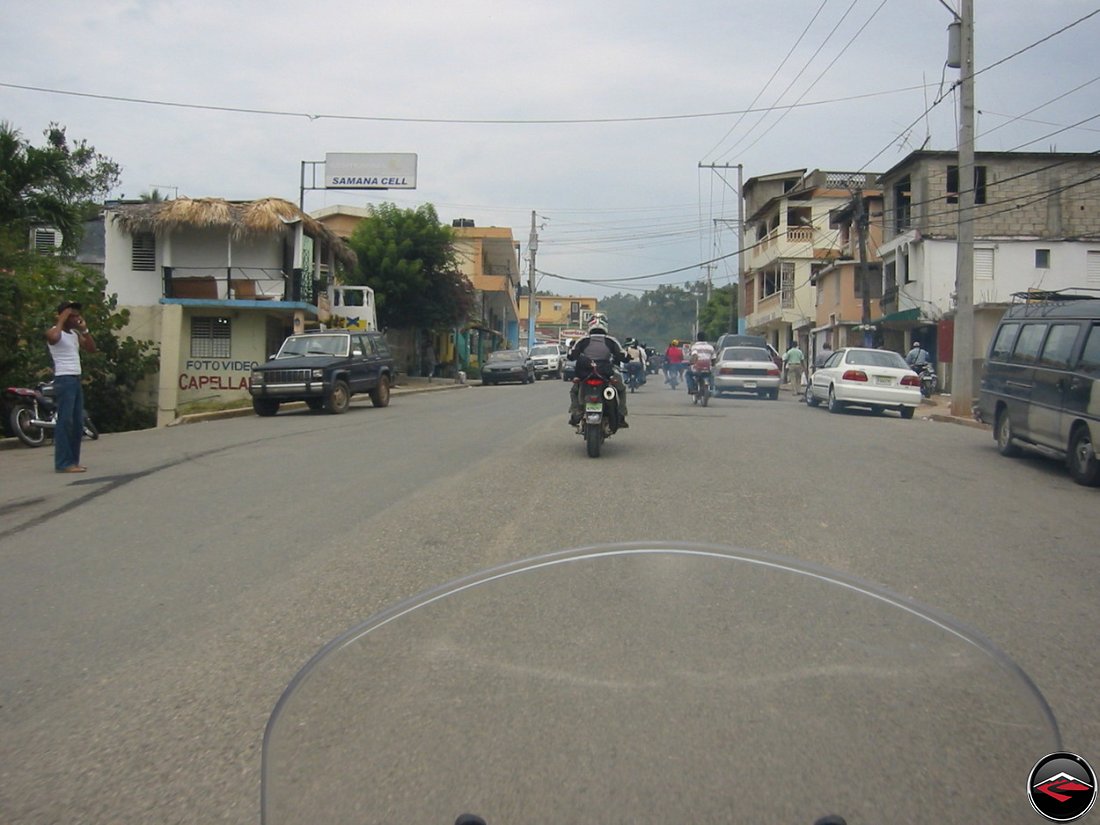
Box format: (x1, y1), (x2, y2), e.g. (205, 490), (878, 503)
(570, 334), (627, 379)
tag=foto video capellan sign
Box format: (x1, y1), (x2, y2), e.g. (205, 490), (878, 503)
(324, 153), (418, 190)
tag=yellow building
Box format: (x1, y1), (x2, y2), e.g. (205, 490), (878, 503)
(518, 294), (599, 346)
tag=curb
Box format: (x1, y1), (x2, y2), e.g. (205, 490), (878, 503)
(926, 413), (990, 430)
(0, 382), (469, 446)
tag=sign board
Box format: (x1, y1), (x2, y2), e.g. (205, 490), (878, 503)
(325, 153), (417, 189)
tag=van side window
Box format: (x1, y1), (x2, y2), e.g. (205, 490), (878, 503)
(1079, 325), (1100, 376)
(990, 323), (1019, 360)
(1010, 324), (1047, 364)
(1037, 324), (1080, 369)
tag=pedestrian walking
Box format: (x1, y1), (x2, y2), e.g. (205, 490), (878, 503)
(46, 301), (96, 473)
(423, 339), (437, 382)
(783, 341), (805, 396)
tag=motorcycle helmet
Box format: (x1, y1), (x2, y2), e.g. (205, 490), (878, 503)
(670, 339), (680, 346)
(588, 313), (609, 334)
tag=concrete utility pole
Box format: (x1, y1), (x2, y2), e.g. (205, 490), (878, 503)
(528, 211), (538, 347)
(951, 0), (976, 416)
(854, 189), (873, 347)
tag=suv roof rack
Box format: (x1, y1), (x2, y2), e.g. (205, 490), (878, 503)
(1010, 288), (1100, 303)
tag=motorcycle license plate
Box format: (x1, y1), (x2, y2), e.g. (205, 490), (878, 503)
(875, 376), (893, 386)
(585, 402), (603, 412)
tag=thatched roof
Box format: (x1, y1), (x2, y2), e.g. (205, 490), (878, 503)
(111, 197), (357, 270)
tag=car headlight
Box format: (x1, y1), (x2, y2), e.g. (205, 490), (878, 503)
(311, 369), (324, 379)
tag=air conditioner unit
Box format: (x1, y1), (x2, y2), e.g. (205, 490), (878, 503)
(30, 227), (62, 254)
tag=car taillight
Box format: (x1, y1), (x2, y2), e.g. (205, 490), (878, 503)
(767, 367), (780, 376)
(842, 369), (869, 382)
(900, 374), (921, 387)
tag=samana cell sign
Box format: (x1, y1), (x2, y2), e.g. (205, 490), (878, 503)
(324, 153), (418, 189)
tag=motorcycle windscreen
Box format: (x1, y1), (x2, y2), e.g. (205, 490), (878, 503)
(262, 544), (1059, 825)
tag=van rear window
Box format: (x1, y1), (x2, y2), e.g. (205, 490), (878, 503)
(990, 323), (1019, 360)
(1010, 324), (1047, 364)
(1080, 325), (1100, 376)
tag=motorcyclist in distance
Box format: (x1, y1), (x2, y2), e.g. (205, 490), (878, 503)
(567, 313), (630, 428)
(685, 332), (715, 395)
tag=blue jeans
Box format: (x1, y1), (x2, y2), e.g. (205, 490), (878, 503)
(53, 375), (84, 471)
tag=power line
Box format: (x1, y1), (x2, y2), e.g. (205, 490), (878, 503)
(0, 79), (940, 126)
(972, 8), (1100, 81)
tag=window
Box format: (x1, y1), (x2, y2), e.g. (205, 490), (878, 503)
(780, 262), (795, 308)
(1035, 249), (1051, 269)
(990, 323), (1020, 360)
(946, 165), (987, 205)
(1088, 251), (1100, 287)
(1038, 324), (1080, 369)
(190, 316), (231, 358)
(902, 249), (913, 283)
(1079, 325), (1100, 376)
(1010, 323), (1047, 365)
(132, 233), (156, 271)
(893, 176), (911, 233)
(975, 248), (994, 280)
(854, 266), (883, 299)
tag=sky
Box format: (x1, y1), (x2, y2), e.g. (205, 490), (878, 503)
(3, 0), (1099, 298)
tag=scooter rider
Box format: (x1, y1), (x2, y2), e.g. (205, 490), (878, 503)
(623, 337), (646, 386)
(684, 332), (715, 395)
(568, 313), (630, 427)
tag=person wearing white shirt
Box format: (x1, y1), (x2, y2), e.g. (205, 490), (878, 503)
(46, 300), (96, 473)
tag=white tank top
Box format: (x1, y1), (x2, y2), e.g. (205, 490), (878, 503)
(49, 330), (82, 376)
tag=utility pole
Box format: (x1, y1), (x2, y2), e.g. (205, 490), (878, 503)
(698, 162), (744, 332)
(951, 0), (976, 417)
(854, 189), (872, 347)
(528, 211), (538, 348)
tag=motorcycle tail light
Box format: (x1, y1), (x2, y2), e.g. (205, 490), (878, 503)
(842, 369), (869, 382)
(900, 374), (921, 387)
(584, 378), (604, 386)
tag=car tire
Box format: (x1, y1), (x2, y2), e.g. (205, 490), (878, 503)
(871, 405), (885, 416)
(899, 406), (915, 420)
(253, 398), (280, 417)
(996, 408), (1021, 457)
(370, 375), (391, 408)
(305, 398), (324, 411)
(827, 387), (845, 414)
(325, 379), (350, 414)
(1068, 425), (1100, 486)
(805, 385), (820, 407)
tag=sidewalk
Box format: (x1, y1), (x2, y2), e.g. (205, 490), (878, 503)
(0, 375), (468, 449)
(918, 393), (989, 430)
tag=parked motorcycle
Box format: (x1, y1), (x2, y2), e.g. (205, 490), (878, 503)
(4, 382), (99, 447)
(261, 543), (1061, 824)
(913, 362), (938, 398)
(575, 370), (621, 458)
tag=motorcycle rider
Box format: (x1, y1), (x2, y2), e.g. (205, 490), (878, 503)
(905, 340), (932, 367)
(623, 337), (646, 387)
(567, 313), (630, 427)
(684, 332), (715, 395)
(664, 339), (684, 386)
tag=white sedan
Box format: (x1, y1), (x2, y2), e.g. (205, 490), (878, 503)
(805, 347), (922, 418)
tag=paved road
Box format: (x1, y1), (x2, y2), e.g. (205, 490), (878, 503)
(1, 378), (1097, 823)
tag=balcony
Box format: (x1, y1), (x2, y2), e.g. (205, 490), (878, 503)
(163, 267), (299, 302)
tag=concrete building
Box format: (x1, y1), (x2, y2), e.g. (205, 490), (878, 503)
(517, 293), (599, 345)
(811, 191), (884, 360)
(741, 169), (880, 356)
(877, 150), (1100, 388)
(100, 197), (355, 427)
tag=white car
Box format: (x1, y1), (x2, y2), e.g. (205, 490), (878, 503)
(805, 347), (922, 418)
(714, 346), (782, 399)
(528, 343), (564, 379)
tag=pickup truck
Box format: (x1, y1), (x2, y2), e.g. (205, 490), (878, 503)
(249, 329), (395, 416)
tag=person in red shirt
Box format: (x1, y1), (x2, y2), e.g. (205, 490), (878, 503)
(664, 339), (685, 387)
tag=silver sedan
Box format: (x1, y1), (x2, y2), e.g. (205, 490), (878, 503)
(713, 346), (782, 399)
(805, 347), (922, 418)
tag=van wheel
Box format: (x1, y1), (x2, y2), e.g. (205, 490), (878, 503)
(1068, 426), (1100, 486)
(253, 398), (280, 417)
(370, 375), (391, 408)
(996, 409), (1021, 457)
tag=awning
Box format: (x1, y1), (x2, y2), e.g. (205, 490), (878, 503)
(875, 307), (921, 324)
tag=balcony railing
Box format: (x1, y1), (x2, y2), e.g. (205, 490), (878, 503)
(163, 266), (292, 301)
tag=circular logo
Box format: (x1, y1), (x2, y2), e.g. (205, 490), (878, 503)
(1028, 752), (1096, 822)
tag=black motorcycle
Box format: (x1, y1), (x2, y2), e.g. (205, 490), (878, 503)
(4, 382), (99, 447)
(575, 369), (621, 458)
(912, 362), (938, 398)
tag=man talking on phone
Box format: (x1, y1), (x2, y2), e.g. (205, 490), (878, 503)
(46, 301), (96, 473)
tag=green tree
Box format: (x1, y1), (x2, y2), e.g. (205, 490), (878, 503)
(699, 284), (738, 341)
(345, 203), (474, 330)
(0, 122), (120, 253)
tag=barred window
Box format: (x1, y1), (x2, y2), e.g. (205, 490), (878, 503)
(191, 316), (231, 358)
(132, 233), (156, 271)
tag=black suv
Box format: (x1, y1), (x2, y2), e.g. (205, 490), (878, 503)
(249, 329), (395, 416)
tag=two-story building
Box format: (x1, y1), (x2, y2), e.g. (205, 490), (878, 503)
(517, 293), (599, 346)
(811, 191), (884, 360)
(877, 150), (1100, 388)
(742, 169), (880, 356)
(100, 197), (356, 427)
